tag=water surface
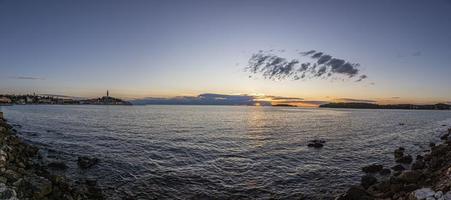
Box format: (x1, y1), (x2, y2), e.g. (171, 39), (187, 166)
(2, 105), (451, 199)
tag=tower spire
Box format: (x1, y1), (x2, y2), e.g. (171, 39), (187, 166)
(107, 90), (109, 97)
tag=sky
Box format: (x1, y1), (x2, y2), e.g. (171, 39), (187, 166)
(1, 0), (451, 105)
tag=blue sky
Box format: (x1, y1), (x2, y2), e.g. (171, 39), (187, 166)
(1, 0), (451, 104)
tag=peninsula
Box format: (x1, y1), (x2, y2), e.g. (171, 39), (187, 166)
(0, 91), (131, 106)
(320, 103), (451, 110)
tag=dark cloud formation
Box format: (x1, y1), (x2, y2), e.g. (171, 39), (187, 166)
(9, 76), (45, 80)
(131, 93), (259, 106)
(334, 98), (377, 103)
(246, 50), (367, 81)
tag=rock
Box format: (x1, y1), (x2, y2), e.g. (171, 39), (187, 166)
(429, 142), (435, 147)
(379, 168), (391, 175)
(335, 186), (374, 200)
(77, 156), (99, 169)
(21, 176), (53, 198)
(307, 143), (323, 148)
(394, 147), (405, 159)
(4, 169), (20, 182)
(307, 140), (325, 148)
(435, 191), (443, 199)
(444, 191), (451, 200)
(0, 183), (17, 200)
(392, 164), (406, 171)
(412, 160), (425, 170)
(398, 170), (423, 184)
(441, 133), (450, 140)
(409, 188), (435, 200)
(361, 175), (378, 189)
(0, 150), (8, 168)
(47, 161), (68, 170)
(396, 155), (413, 164)
(362, 164), (384, 173)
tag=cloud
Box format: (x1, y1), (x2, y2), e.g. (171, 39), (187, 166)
(131, 93), (328, 107)
(334, 98), (377, 103)
(9, 76), (45, 80)
(131, 93), (260, 106)
(246, 50), (366, 82)
(391, 97), (401, 99)
(356, 75), (367, 82)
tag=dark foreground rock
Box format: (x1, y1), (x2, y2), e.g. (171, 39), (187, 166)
(362, 164), (383, 173)
(336, 127), (451, 200)
(0, 114), (104, 200)
(307, 139), (326, 148)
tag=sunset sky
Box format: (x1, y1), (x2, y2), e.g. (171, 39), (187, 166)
(1, 0), (451, 105)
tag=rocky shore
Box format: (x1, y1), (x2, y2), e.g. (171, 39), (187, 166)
(0, 113), (104, 200)
(337, 127), (451, 200)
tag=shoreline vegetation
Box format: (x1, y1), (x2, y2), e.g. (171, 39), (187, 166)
(320, 103), (451, 110)
(0, 113), (104, 200)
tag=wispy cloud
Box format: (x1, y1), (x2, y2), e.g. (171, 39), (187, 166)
(9, 76), (45, 80)
(246, 49), (367, 82)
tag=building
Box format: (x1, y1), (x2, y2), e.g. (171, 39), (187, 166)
(0, 97), (12, 104)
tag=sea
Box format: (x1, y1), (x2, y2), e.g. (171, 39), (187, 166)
(1, 105), (451, 199)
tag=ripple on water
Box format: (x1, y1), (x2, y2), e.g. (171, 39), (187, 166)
(2, 105), (451, 199)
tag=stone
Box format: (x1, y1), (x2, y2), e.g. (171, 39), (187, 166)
(47, 161), (68, 170)
(362, 164), (384, 173)
(22, 176), (53, 198)
(410, 188), (435, 200)
(335, 186), (374, 200)
(396, 155), (413, 164)
(307, 143), (323, 148)
(412, 160), (425, 170)
(394, 147), (405, 159)
(77, 156), (99, 169)
(361, 175), (378, 189)
(398, 170), (423, 184)
(380, 168), (391, 175)
(444, 191), (451, 200)
(392, 164), (406, 171)
(435, 191), (443, 199)
(4, 170), (20, 182)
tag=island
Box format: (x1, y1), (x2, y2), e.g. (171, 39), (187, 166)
(320, 102), (451, 110)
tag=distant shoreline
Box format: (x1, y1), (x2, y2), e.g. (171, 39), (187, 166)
(320, 102), (451, 110)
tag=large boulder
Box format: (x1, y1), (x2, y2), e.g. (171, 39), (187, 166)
(361, 175), (378, 189)
(396, 155), (413, 164)
(307, 139), (326, 148)
(394, 147), (405, 159)
(409, 188), (435, 200)
(19, 175), (53, 198)
(411, 160), (425, 170)
(335, 186), (374, 200)
(391, 164), (406, 172)
(362, 164), (383, 173)
(398, 170), (423, 184)
(47, 161), (68, 170)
